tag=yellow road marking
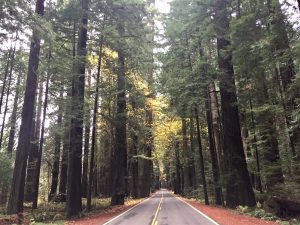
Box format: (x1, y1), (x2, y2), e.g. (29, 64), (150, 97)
(151, 193), (163, 225)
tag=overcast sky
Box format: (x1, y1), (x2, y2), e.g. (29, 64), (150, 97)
(155, 0), (171, 14)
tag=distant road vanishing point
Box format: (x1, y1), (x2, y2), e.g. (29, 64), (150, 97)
(103, 190), (219, 225)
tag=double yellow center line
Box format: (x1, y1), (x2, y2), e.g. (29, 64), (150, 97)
(151, 193), (164, 225)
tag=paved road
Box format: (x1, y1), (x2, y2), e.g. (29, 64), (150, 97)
(103, 190), (219, 225)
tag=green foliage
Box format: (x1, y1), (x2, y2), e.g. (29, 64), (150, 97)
(236, 205), (279, 221)
(0, 153), (13, 187)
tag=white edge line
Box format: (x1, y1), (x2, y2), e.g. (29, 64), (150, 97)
(175, 196), (220, 225)
(102, 194), (155, 225)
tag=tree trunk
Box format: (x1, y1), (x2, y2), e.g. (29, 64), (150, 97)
(139, 75), (154, 197)
(208, 82), (223, 169)
(205, 89), (223, 205)
(174, 140), (182, 195)
(58, 21), (77, 204)
(128, 92), (139, 198)
(66, 0), (89, 217)
(0, 38), (16, 150)
(215, 0), (256, 208)
(48, 86), (63, 201)
(268, 0), (300, 157)
(82, 73), (91, 199)
(249, 97), (263, 193)
(32, 57), (51, 209)
(7, 68), (22, 156)
(0, 43), (16, 203)
(189, 118), (196, 188)
(256, 74), (284, 191)
(87, 31), (104, 211)
(7, 0), (45, 214)
(0, 46), (13, 115)
(24, 79), (43, 202)
(130, 134), (139, 198)
(140, 0), (155, 197)
(194, 106), (209, 205)
(182, 118), (192, 192)
(111, 24), (127, 206)
(58, 110), (69, 202)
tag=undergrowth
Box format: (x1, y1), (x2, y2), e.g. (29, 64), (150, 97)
(236, 205), (300, 225)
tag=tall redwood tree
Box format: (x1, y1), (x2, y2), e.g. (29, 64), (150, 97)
(7, 0), (45, 214)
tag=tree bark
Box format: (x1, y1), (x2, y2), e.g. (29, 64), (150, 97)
(58, 109), (70, 202)
(189, 118), (196, 188)
(268, 0), (300, 157)
(208, 82), (223, 169)
(249, 97), (263, 193)
(7, 68), (22, 156)
(130, 134), (139, 198)
(140, 0), (155, 197)
(194, 106), (209, 205)
(7, 0), (45, 214)
(205, 89), (223, 205)
(260, 77), (284, 190)
(182, 118), (192, 192)
(111, 24), (127, 205)
(0, 38), (17, 150)
(24, 79), (43, 202)
(87, 31), (104, 211)
(58, 21), (77, 203)
(0, 46), (13, 115)
(32, 56), (51, 209)
(215, 0), (256, 208)
(66, 0), (89, 217)
(174, 140), (182, 195)
(82, 73), (91, 199)
(48, 87), (63, 201)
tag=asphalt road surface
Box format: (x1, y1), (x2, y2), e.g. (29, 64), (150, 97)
(103, 190), (219, 225)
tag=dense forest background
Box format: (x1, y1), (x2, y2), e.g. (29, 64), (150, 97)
(0, 0), (300, 222)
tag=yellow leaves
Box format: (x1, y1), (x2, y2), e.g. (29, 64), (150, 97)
(105, 47), (118, 59)
(87, 54), (98, 67)
(87, 47), (118, 68)
(153, 96), (181, 158)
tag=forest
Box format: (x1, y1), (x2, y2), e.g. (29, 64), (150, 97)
(0, 0), (300, 224)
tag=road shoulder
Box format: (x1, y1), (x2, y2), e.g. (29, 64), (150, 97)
(67, 198), (146, 225)
(180, 197), (280, 225)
